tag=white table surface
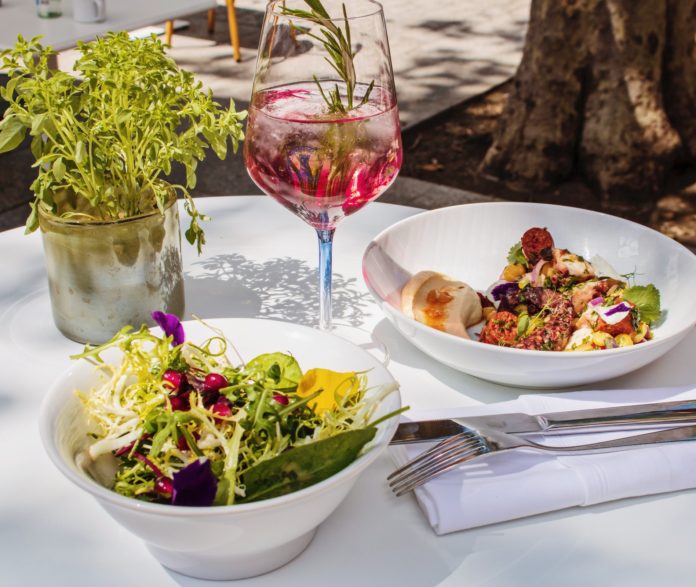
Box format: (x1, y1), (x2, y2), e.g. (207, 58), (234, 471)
(0, 0), (214, 51)
(1, 195), (695, 586)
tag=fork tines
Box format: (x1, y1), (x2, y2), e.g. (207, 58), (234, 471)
(388, 431), (489, 496)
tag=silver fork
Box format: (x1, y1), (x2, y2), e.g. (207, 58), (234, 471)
(388, 424), (696, 496)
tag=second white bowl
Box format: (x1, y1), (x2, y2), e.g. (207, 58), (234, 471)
(362, 202), (696, 388)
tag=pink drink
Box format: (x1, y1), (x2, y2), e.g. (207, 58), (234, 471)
(244, 83), (402, 230)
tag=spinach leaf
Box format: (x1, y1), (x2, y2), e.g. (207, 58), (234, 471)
(240, 427), (376, 503)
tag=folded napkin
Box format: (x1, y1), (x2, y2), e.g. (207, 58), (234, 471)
(389, 386), (696, 535)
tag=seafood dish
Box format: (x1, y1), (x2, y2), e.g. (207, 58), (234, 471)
(400, 227), (661, 352)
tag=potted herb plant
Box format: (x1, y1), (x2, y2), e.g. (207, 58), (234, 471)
(0, 33), (245, 343)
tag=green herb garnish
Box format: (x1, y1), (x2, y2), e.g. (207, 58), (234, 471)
(507, 241), (528, 266)
(517, 313), (530, 337)
(623, 284), (661, 324)
(279, 0), (374, 114)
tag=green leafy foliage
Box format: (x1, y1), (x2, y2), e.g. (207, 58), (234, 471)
(507, 241), (527, 266)
(240, 427), (376, 502)
(75, 322), (401, 506)
(0, 33), (247, 252)
(623, 284), (661, 324)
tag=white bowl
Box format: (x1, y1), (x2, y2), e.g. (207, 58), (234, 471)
(362, 202), (696, 388)
(39, 318), (400, 580)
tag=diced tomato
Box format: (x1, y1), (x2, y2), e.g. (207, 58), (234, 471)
(479, 311), (518, 346)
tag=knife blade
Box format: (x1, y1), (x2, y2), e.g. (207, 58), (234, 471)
(390, 399), (696, 444)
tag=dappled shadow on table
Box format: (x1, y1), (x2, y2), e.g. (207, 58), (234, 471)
(184, 253), (372, 327)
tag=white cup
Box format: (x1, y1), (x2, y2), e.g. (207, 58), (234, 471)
(73, 0), (106, 23)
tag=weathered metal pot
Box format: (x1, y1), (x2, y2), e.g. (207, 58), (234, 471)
(38, 195), (185, 344)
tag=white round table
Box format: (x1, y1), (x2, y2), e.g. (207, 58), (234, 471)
(1, 196), (694, 586)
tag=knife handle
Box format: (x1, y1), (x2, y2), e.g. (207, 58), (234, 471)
(543, 400), (696, 431)
(529, 424), (696, 453)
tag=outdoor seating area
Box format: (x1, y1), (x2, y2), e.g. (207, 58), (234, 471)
(1, 1), (695, 585)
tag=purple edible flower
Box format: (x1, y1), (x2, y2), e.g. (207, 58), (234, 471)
(605, 302), (632, 316)
(172, 458), (218, 507)
(151, 311), (185, 346)
(490, 281), (519, 301)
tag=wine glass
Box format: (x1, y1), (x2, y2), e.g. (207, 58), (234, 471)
(244, 0), (402, 331)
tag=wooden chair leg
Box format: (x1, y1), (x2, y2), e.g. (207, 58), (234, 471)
(207, 8), (216, 34)
(165, 20), (174, 46)
(226, 0), (241, 62)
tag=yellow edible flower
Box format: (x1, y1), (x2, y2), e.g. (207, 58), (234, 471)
(297, 368), (360, 414)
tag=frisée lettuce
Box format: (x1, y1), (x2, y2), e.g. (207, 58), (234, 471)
(72, 315), (401, 507)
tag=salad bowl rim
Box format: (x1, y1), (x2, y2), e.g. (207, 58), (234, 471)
(39, 317), (401, 517)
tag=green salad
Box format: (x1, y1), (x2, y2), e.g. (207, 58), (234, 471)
(74, 313), (400, 507)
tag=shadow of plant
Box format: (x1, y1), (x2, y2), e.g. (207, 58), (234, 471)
(184, 253), (372, 327)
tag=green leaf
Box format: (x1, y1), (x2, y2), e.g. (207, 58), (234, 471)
(213, 478), (231, 506)
(30, 112), (49, 136)
(517, 314), (529, 337)
(0, 117), (26, 153)
(184, 225), (196, 246)
(304, 0), (331, 19)
(75, 141), (87, 164)
(623, 284), (661, 324)
(116, 111), (132, 126)
(240, 427), (376, 503)
(30, 135), (44, 160)
(185, 159), (198, 189)
(0, 76), (18, 101)
(507, 241), (527, 266)
(24, 202), (39, 234)
(246, 352), (302, 389)
(52, 157), (66, 181)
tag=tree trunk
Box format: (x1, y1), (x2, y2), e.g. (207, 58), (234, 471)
(664, 0), (696, 159)
(480, 0), (695, 206)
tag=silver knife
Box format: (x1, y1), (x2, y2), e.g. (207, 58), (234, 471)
(390, 400), (696, 444)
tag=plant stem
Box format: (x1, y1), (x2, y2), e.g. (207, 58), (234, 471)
(280, 0), (372, 114)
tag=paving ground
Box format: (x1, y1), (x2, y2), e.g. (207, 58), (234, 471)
(0, 0), (529, 231)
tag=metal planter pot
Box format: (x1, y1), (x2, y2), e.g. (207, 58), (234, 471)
(38, 196), (185, 344)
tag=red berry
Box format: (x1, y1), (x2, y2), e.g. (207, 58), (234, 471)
(163, 370), (185, 391)
(212, 398), (232, 417)
(203, 373), (229, 392)
(154, 477), (173, 497)
(170, 394), (190, 411)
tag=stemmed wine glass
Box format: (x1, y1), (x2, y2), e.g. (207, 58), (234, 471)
(244, 0), (402, 330)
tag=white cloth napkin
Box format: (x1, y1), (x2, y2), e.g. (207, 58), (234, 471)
(389, 386), (696, 535)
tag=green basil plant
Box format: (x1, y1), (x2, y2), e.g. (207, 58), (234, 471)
(0, 33), (246, 252)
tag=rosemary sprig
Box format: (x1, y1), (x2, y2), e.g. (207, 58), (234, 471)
(280, 0), (375, 114)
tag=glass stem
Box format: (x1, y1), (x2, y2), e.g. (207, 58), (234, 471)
(317, 228), (335, 331)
